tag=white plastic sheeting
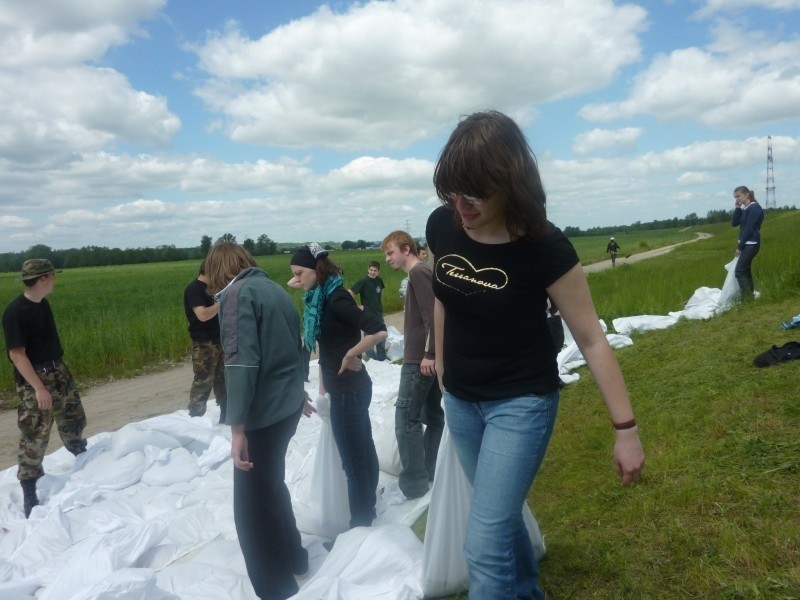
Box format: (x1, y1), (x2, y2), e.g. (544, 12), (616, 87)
(0, 361), (427, 600)
(612, 258), (744, 336)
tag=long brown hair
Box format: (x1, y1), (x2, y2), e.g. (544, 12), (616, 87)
(315, 255), (343, 287)
(205, 241), (257, 294)
(433, 110), (550, 238)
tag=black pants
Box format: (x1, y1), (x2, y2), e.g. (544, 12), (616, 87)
(735, 243), (760, 298)
(234, 406), (304, 600)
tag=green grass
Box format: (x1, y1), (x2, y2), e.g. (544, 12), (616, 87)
(571, 227), (699, 266)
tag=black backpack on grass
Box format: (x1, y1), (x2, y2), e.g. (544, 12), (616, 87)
(753, 341), (800, 367)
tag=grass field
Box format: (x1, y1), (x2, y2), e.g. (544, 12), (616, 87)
(0, 211), (798, 597)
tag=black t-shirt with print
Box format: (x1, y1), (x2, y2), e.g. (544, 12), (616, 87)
(426, 205), (580, 402)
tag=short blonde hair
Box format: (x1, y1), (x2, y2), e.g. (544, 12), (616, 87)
(381, 230), (418, 256)
(205, 241), (257, 293)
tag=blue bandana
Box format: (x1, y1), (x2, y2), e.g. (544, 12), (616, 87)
(302, 274), (343, 352)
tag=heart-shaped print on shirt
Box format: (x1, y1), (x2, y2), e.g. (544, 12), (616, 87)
(435, 254), (508, 295)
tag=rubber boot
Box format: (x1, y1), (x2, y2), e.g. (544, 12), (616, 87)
(21, 479), (39, 518)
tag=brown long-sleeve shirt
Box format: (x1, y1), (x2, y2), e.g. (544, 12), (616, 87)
(403, 261), (436, 364)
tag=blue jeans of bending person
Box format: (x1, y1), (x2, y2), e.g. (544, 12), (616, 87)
(444, 389), (559, 600)
(330, 380), (380, 528)
(396, 363), (444, 498)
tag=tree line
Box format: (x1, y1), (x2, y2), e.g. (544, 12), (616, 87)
(561, 205), (796, 237)
(0, 233), (279, 273)
(1, 206), (795, 273)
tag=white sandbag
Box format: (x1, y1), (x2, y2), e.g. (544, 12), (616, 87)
(110, 425), (181, 460)
(386, 325), (405, 362)
(421, 427), (471, 597)
(65, 568), (175, 600)
(0, 575), (40, 600)
(422, 426), (546, 598)
(38, 520), (168, 600)
(293, 524), (423, 600)
(612, 314), (679, 335)
(373, 400), (402, 476)
(140, 447), (201, 487)
(718, 257), (741, 309)
(294, 395), (351, 538)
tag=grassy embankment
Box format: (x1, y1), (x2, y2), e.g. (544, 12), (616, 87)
(428, 211), (800, 599)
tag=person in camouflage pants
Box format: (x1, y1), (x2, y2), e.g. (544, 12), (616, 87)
(17, 362), (87, 480)
(188, 339), (226, 418)
(184, 260), (227, 421)
(2, 258), (88, 518)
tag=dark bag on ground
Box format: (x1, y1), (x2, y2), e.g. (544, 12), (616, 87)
(753, 341), (800, 367)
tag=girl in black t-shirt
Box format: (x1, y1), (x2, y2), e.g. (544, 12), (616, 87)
(426, 110), (645, 599)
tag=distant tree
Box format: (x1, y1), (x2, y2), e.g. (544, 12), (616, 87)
(323, 244), (334, 251)
(200, 235), (212, 255)
(255, 234), (277, 255)
(243, 237), (255, 253)
(356, 239), (367, 249)
(218, 233), (237, 243)
(341, 240), (355, 250)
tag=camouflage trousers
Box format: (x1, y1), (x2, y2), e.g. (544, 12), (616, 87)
(188, 339), (227, 416)
(17, 360), (87, 481)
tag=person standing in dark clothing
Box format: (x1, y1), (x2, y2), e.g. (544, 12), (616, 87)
(606, 237), (620, 267)
(290, 243), (388, 529)
(349, 261), (386, 361)
(2, 259), (87, 518)
(731, 185), (764, 299)
(206, 242), (314, 600)
(183, 259), (227, 421)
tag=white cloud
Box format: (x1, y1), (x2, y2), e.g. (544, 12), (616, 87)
(191, 0), (646, 149)
(579, 23), (800, 128)
(572, 127), (643, 156)
(0, 0), (178, 170)
(694, 0), (800, 19)
(0, 0), (166, 68)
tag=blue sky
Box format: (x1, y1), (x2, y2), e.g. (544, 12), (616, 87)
(1, 0), (798, 252)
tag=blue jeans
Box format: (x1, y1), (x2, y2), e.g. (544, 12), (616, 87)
(395, 363), (444, 498)
(444, 389), (559, 600)
(330, 381), (380, 528)
(365, 340), (387, 361)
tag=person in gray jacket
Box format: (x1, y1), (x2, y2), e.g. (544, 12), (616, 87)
(206, 241), (314, 600)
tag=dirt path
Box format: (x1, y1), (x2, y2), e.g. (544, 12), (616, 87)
(582, 232), (711, 272)
(0, 234), (712, 471)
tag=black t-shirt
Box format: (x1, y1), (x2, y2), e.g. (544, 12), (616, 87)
(350, 275), (385, 317)
(426, 205), (580, 401)
(2, 294), (63, 367)
(183, 279), (220, 342)
(319, 287), (386, 393)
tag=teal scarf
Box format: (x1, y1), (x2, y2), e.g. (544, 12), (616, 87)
(302, 274), (343, 352)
